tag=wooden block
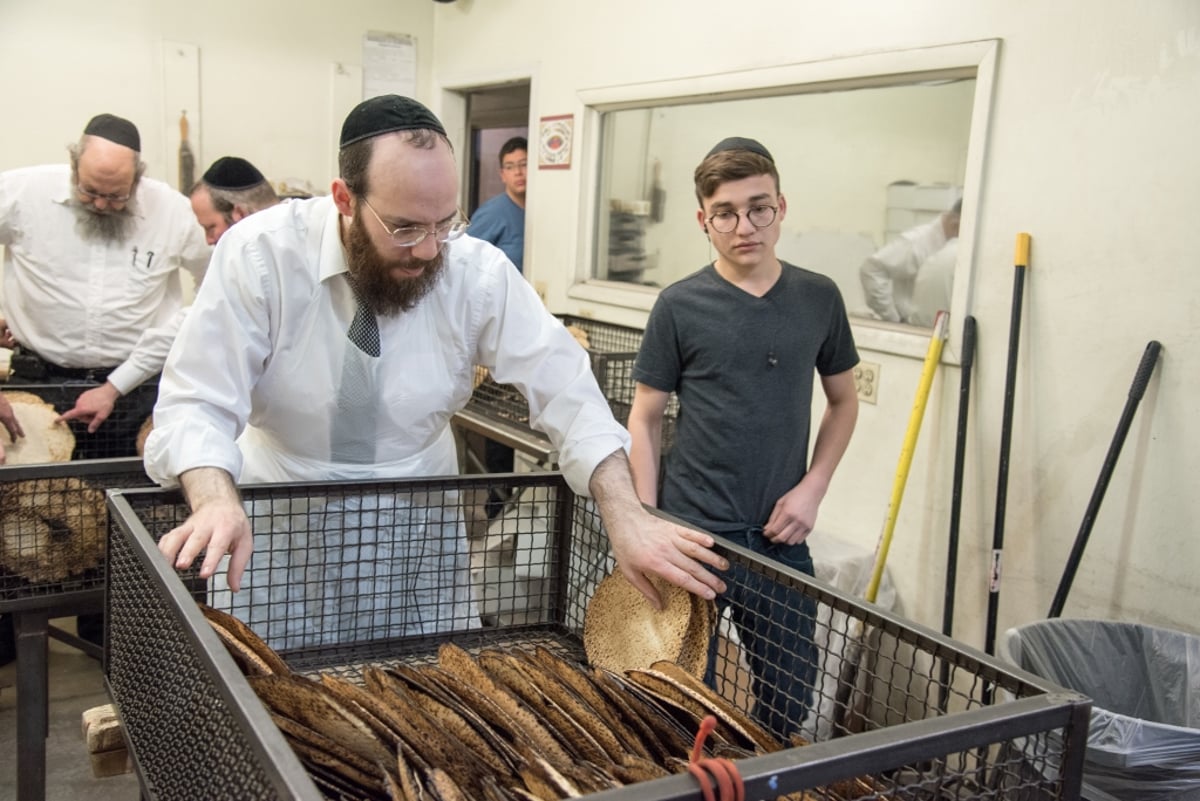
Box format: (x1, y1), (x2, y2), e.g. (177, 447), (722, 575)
(82, 703), (126, 753)
(89, 747), (132, 778)
(81, 703), (116, 737)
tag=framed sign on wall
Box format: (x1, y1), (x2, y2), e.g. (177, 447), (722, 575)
(538, 114), (573, 169)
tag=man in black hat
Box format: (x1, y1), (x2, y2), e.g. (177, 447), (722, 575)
(0, 112), (209, 658)
(627, 136), (860, 737)
(145, 95), (727, 641)
(189, 156), (280, 245)
(0, 113), (210, 450)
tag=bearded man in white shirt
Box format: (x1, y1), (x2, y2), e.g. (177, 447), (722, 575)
(0, 113), (210, 460)
(0, 113), (208, 659)
(146, 95), (727, 643)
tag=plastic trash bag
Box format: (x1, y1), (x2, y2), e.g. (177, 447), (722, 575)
(1001, 618), (1200, 801)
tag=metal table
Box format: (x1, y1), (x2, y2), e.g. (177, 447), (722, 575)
(451, 408), (557, 465)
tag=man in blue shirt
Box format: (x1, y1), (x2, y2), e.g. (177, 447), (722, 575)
(469, 137), (526, 272)
(470, 137), (529, 512)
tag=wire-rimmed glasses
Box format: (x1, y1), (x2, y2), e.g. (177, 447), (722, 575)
(362, 198), (470, 247)
(76, 184), (132, 204)
(706, 204), (778, 234)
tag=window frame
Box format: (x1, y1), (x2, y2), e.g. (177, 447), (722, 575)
(568, 39), (1000, 364)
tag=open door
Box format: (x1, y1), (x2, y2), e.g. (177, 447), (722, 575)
(464, 83), (530, 215)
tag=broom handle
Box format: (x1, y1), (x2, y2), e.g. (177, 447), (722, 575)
(984, 232), (1030, 656)
(865, 310), (949, 604)
(1047, 340), (1162, 618)
(938, 315), (976, 713)
(942, 314), (977, 637)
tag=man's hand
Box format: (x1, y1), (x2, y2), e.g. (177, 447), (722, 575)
(762, 368), (857, 546)
(0, 394), (23, 465)
(0, 316), (15, 349)
(56, 381), (121, 433)
(763, 478), (826, 545)
(157, 467), (254, 591)
(590, 450), (727, 610)
(941, 208), (961, 240)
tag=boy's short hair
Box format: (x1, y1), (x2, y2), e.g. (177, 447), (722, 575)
(693, 148), (781, 206)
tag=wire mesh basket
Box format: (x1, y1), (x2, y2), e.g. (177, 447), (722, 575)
(466, 314), (678, 446)
(106, 473), (1089, 801)
(1, 457), (154, 801)
(1, 458), (152, 608)
(1, 380), (158, 461)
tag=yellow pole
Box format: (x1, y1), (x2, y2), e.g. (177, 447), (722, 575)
(865, 310), (950, 603)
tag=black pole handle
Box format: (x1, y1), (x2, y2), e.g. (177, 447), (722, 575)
(961, 312), (976, 371)
(1129, 340), (1163, 402)
(942, 315), (977, 639)
(1047, 340), (1163, 618)
(938, 315), (977, 713)
(985, 263), (1026, 656)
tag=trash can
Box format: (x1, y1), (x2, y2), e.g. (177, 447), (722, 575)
(1001, 618), (1200, 801)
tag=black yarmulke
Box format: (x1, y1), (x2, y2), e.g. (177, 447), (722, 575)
(705, 136), (774, 163)
(339, 95), (446, 148)
(202, 156), (267, 190)
(83, 113), (141, 152)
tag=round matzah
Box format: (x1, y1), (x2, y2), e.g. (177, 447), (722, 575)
(135, 415), (153, 456)
(565, 324), (591, 350)
(676, 593), (716, 678)
(0, 476), (106, 582)
(1, 391), (75, 464)
(583, 570), (694, 673)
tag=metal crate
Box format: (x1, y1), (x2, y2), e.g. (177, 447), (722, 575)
(106, 473), (1089, 801)
(1, 457), (154, 801)
(2, 380), (158, 460)
(465, 314), (678, 449)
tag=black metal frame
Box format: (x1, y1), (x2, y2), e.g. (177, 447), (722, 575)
(105, 473), (1090, 801)
(0, 457), (153, 801)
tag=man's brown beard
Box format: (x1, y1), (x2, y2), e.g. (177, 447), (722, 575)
(70, 197), (137, 244)
(342, 208), (445, 316)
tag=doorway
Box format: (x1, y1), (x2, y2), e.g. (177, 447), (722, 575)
(454, 81), (533, 489)
(464, 82), (530, 215)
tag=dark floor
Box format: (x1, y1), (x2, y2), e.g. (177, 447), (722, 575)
(0, 618), (140, 801)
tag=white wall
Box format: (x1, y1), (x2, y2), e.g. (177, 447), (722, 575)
(0, 0), (436, 190)
(431, 0), (1200, 649)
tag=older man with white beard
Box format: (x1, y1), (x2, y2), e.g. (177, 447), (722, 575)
(0, 113), (210, 458)
(0, 113), (208, 661)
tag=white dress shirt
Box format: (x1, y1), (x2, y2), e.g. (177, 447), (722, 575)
(859, 217), (950, 325)
(145, 196), (629, 495)
(909, 239), (958, 328)
(0, 164), (210, 392)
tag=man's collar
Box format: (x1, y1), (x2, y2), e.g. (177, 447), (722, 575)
(50, 173), (75, 206)
(317, 201), (350, 283)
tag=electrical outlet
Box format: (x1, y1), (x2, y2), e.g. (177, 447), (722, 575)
(855, 361), (880, 404)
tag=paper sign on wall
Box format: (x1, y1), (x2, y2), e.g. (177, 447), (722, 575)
(363, 31), (416, 100)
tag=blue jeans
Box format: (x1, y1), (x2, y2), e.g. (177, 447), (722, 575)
(705, 527), (819, 740)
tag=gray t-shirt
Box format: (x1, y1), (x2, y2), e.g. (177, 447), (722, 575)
(633, 262), (859, 534)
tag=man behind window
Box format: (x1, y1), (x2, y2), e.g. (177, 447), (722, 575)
(859, 198), (961, 326)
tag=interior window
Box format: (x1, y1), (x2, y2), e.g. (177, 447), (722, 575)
(572, 41), (999, 362)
